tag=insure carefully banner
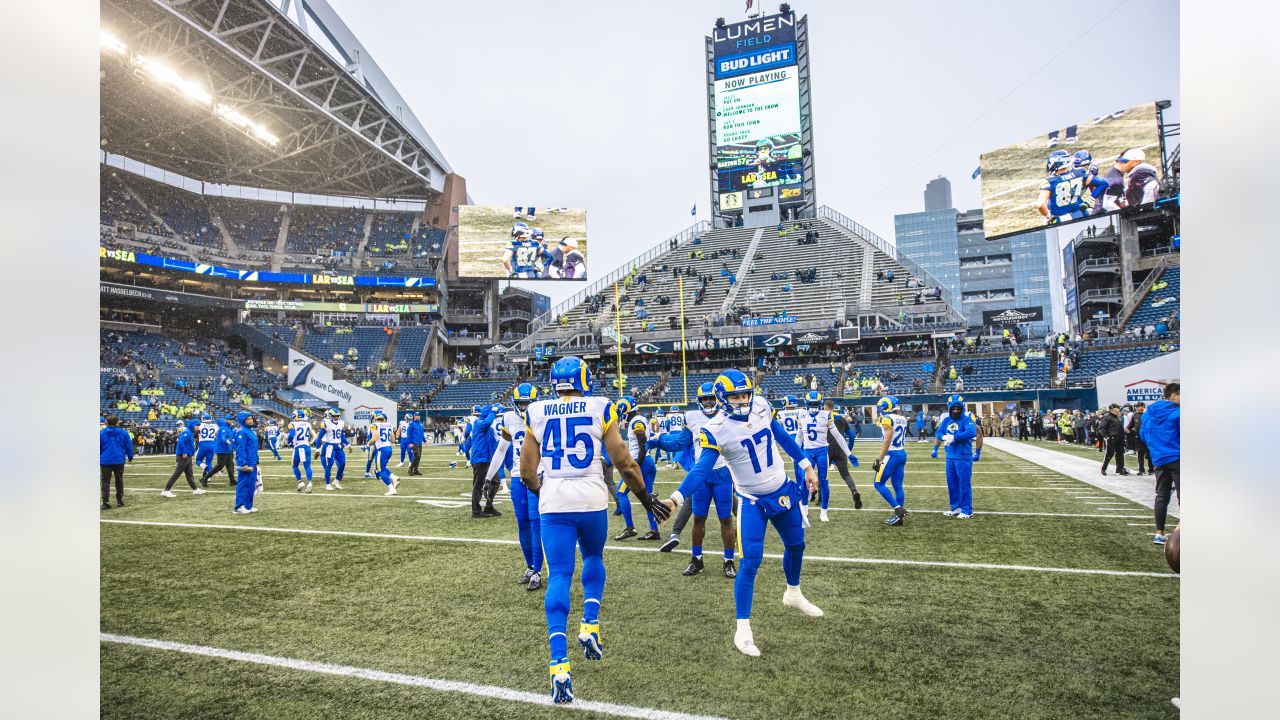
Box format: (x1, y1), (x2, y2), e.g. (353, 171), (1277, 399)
(286, 349), (396, 425)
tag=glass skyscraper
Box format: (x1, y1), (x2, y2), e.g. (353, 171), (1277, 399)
(894, 207), (1055, 335)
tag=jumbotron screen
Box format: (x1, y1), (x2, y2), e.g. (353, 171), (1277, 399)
(456, 206), (588, 281)
(712, 12), (803, 195)
(978, 101), (1167, 239)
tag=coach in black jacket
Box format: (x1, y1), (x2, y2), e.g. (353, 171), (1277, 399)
(1099, 404), (1130, 476)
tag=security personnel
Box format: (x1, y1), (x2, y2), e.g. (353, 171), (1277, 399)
(99, 415), (134, 510)
(932, 395), (978, 518)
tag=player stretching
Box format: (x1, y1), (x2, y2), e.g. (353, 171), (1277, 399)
(675, 383), (737, 577)
(872, 396), (909, 526)
(485, 383), (544, 591)
(661, 370), (822, 657)
(614, 397), (661, 541)
(796, 391), (857, 523)
(264, 419), (281, 460)
(519, 357), (668, 704)
(320, 408), (347, 491)
(369, 410), (399, 495)
(287, 409), (315, 493)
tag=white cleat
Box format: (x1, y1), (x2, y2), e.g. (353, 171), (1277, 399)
(233, 507), (250, 514)
(385, 486), (398, 496)
(396, 462), (404, 468)
(325, 484), (335, 491)
(296, 481), (305, 493)
(392, 476), (400, 489)
(160, 490), (177, 498)
(305, 482), (313, 494)
(192, 488), (206, 496)
(332, 481), (344, 490)
(819, 509), (829, 522)
(734, 626), (761, 657)
(248, 507), (260, 513)
(956, 513), (973, 519)
(942, 509), (958, 517)
(782, 587), (824, 617)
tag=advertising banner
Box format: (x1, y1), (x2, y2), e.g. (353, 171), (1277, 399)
(287, 349), (396, 426)
(1094, 351), (1179, 407)
(633, 333), (790, 354)
(741, 315), (798, 327)
(981, 307), (1045, 326)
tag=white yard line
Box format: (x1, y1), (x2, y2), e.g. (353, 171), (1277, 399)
(100, 520), (1176, 578)
(123, 487), (510, 503)
(100, 633), (729, 720)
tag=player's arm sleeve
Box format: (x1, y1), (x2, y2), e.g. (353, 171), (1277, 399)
(1089, 176), (1109, 198)
(654, 426), (693, 452)
(671, 445), (718, 506)
(485, 435), (512, 482)
(286, 428), (295, 443)
(634, 422), (648, 458)
(952, 420), (977, 443)
(771, 419), (812, 470)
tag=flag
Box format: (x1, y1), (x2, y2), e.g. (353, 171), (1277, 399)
(745, 0), (753, 12)
(691, 204), (697, 216)
(971, 166), (981, 179)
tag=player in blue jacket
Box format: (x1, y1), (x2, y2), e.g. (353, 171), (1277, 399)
(201, 417), (237, 487)
(99, 415), (134, 510)
(468, 403), (502, 517)
(233, 411), (260, 514)
(932, 394), (978, 518)
(407, 413), (426, 475)
(162, 419), (205, 497)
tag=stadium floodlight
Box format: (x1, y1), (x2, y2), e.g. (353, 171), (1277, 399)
(214, 104), (280, 147)
(100, 30), (127, 55)
(137, 57), (212, 106)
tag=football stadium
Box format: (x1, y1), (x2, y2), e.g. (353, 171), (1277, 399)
(98, 2), (1182, 718)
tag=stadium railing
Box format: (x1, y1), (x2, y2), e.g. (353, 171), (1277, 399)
(1115, 255), (1171, 327)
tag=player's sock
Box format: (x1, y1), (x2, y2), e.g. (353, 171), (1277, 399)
(724, 547), (735, 560)
(646, 512), (658, 532)
(616, 493), (634, 528)
(782, 543), (805, 586)
(516, 518), (534, 567)
(734, 555), (762, 620)
(691, 545), (703, 559)
(892, 478), (906, 508)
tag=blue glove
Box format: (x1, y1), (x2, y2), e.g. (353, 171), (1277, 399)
(848, 454), (859, 467)
(931, 446), (938, 459)
(973, 448), (981, 462)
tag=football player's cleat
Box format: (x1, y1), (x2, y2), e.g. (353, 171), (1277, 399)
(305, 482), (313, 494)
(296, 480), (305, 493)
(331, 481), (342, 490)
(613, 527), (637, 541)
(956, 513), (973, 519)
(526, 572), (542, 591)
(384, 486), (397, 496)
(819, 509), (829, 522)
(723, 559), (737, 578)
(233, 507), (251, 514)
(519, 567), (534, 585)
(549, 660), (573, 704)
(852, 491), (863, 509)
(682, 556), (704, 576)
(363, 472), (373, 478)
(639, 530), (661, 541)
(248, 507), (259, 513)
(578, 623), (603, 660)
(659, 535), (681, 552)
(885, 506), (906, 526)
(942, 509), (958, 517)
(782, 586), (824, 617)
(192, 488), (206, 496)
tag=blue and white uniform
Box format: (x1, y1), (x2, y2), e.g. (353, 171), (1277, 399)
(320, 416), (347, 486)
(873, 411), (909, 511)
(486, 406), (542, 575)
(195, 418), (219, 474)
(264, 422), (281, 460)
(287, 418), (315, 483)
(509, 239), (544, 278)
(369, 416), (396, 490)
(671, 394), (817, 632)
(683, 407), (733, 521)
(797, 408), (852, 511)
(397, 418), (411, 464)
(615, 413), (658, 532)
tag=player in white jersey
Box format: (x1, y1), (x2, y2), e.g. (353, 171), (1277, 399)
(777, 395), (805, 445)
(396, 417), (411, 467)
(286, 409), (315, 493)
(264, 419), (281, 460)
(660, 369), (821, 657)
(871, 395), (910, 526)
(518, 357), (666, 704)
(368, 410), (398, 495)
(663, 405), (686, 467)
(485, 383), (544, 591)
(796, 390), (856, 522)
(319, 408), (347, 491)
(660, 383), (737, 577)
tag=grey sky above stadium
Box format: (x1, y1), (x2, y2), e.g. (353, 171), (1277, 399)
(332, 0), (1179, 305)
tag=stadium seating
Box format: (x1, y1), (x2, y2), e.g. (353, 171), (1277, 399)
(943, 353), (1051, 392)
(100, 167), (162, 233)
(127, 176), (221, 248)
(391, 326), (429, 368)
(1125, 265), (1180, 330)
(285, 204), (366, 256)
(1068, 344), (1168, 384)
(430, 379), (517, 408)
(206, 196), (284, 252)
(301, 327), (392, 369)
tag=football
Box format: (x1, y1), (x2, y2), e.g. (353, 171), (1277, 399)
(1165, 526), (1180, 574)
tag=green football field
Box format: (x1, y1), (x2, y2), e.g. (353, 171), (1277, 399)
(101, 442), (1178, 720)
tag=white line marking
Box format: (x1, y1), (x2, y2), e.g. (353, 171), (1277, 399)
(100, 520), (1176, 578)
(100, 633), (729, 720)
(123, 487), (509, 503)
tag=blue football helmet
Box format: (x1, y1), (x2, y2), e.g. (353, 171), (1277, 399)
(326, 408), (341, 420)
(201, 412), (212, 423)
(549, 356), (592, 395)
(615, 395), (638, 418)
(783, 394), (798, 409)
(511, 221), (530, 239)
(1071, 149), (1092, 168)
(697, 382), (718, 416)
(373, 410), (387, 422)
(669, 404), (680, 414)
(531, 227), (545, 241)
(471, 404), (483, 415)
(805, 390), (823, 411)
(1046, 150), (1072, 173)
(877, 396), (899, 414)
(512, 383), (538, 411)
(714, 369), (754, 419)
(293, 409), (306, 420)
(267, 419), (277, 426)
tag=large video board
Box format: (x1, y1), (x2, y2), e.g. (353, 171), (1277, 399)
(456, 206), (588, 281)
(711, 12), (803, 193)
(979, 101), (1167, 239)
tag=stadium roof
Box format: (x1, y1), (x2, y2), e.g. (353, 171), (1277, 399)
(100, 0), (452, 201)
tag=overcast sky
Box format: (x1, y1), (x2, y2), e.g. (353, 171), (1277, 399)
(330, 0), (1179, 306)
